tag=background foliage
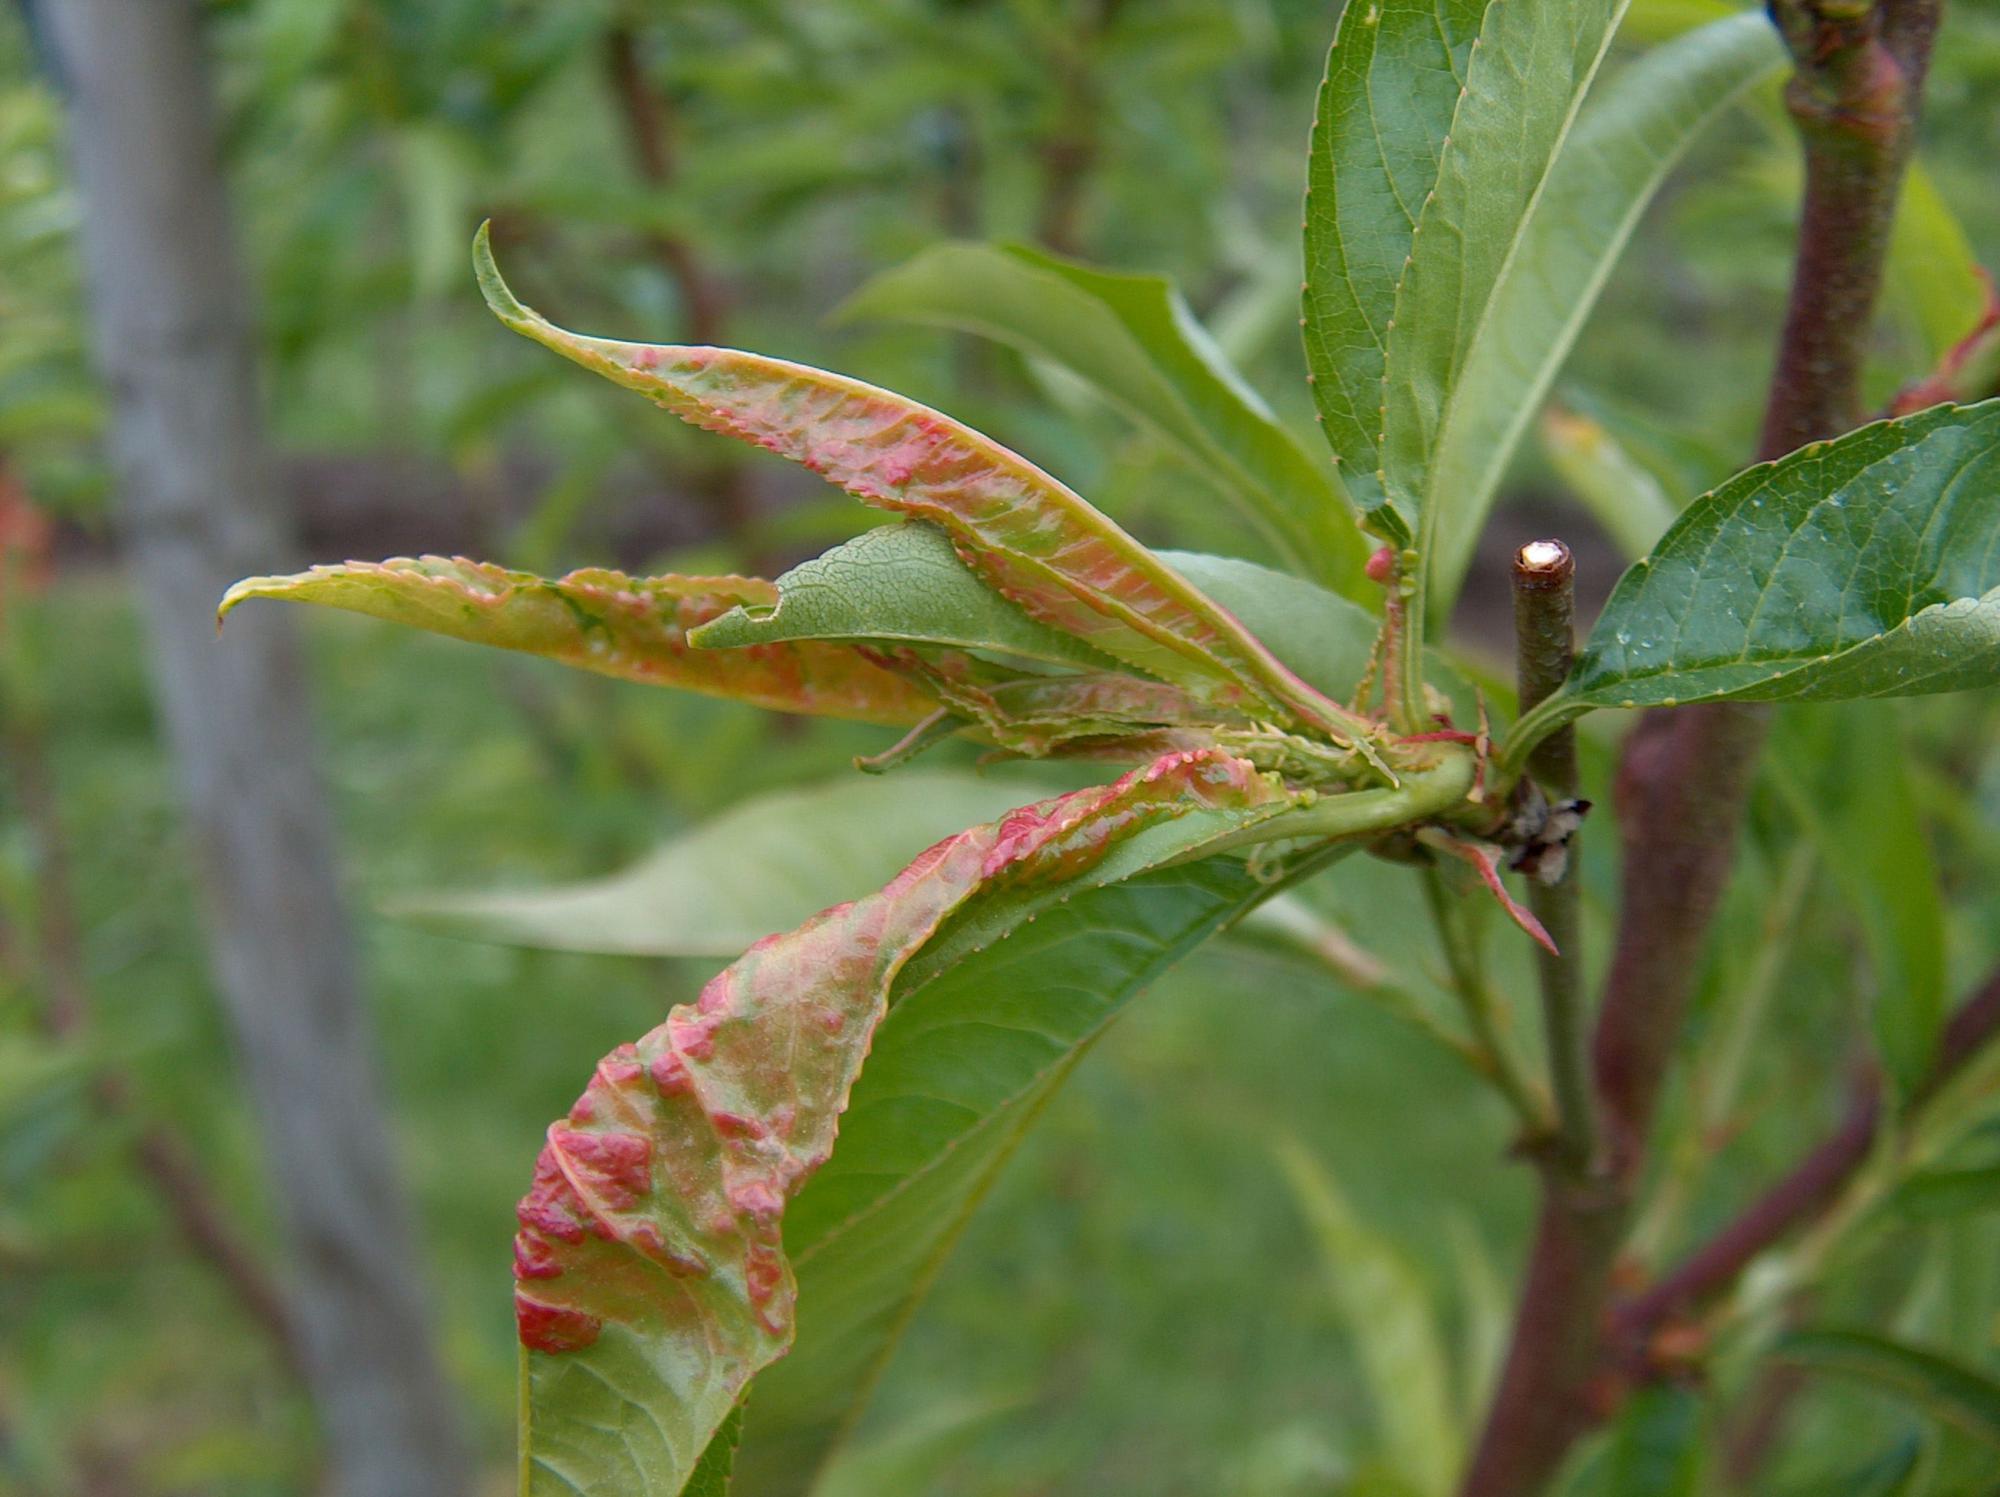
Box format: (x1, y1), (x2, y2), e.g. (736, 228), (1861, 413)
(3, 0), (2000, 1492)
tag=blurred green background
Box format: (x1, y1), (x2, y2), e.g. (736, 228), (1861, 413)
(3, 2), (2000, 1493)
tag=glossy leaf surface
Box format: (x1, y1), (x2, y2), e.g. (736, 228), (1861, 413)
(475, 227), (1365, 742)
(219, 556), (936, 726)
(841, 241), (1369, 594)
(516, 751), (1301, 1495)
(1424, 12), (1782, 604)
(1553, 401), (2000, 714)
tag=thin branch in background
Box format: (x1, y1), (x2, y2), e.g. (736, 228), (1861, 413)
(1510, 538), (1595, 1173)
(1763, 0), (1945, 455)
(1033, 0), (1125, 255)
(3, 461), (297, 1369)
(4, 621), (302, 1377)
(603, 23), (727, 345)
(1610, 1061), (1884, 1358)
(1629, 844), (1819, 1263)
(602, 19), (772, 572)
(1419, 868), (1555, 1141)
(1607, 962), (2000, 1484)
(43, 6), (469, 1482)
(1459, 4), (1944, 1491)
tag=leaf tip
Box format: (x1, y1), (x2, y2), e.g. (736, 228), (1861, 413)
(216, 576), (277, 630)
(472, 219), (533, 331)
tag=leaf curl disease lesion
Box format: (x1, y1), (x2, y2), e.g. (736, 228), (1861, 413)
(504, 747), (1302, 1485)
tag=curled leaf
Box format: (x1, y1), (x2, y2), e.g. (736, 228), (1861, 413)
(838, 240), (1370, 595)
(515, 750), (1300, 1494)
(687, 521), (1127, 672)
(218, 555), (937, 725)
(474, 225), (1372, 746)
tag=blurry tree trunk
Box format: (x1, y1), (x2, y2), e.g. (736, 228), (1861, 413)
(42, 3), (469, 1493)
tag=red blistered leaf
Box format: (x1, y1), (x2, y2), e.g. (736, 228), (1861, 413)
(513, 748), (1297, 1490)
(218, 555), (938, 725)
(474, 225), (1375, 748)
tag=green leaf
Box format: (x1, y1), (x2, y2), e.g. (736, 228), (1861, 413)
(1886, 162), (1992, 369)
(1302, 0), (1487, 541)
(1773, 1329), (2000, 1448)
(679, 1401), (744, 1497)
(809, 1396), (1022, 1497)
(1378, 0), (1629, 542)
(390, 771), (1054, 957)
(474, 226), (1370, 745)
(687, 522), (1127, 671)
(1770, 706), (1945, 1092)
(218, 556), (937, 726)
(514, 752), (1305, 1496)
(839, 241), (1370, 595)
(1162, 550), (1482, 725)
(1303, 0), (1630, 544)
(1424, 12), (1785, 605)
(1447, 1219), (1509, 1432)
(1159, 550), (1377, 702)
(1599, 1384), (1708, 1497)
(1796, 1434), (1929, 1497)
(697, 527), (1402, 710)
(731, 854), (1322, 1492)
(1892, 1167), (2000, 1221)
(1545, 401), (2000, 719)
(1274, 1138), (1459, 1496)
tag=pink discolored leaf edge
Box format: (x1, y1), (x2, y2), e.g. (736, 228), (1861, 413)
(471, 224), (1381, 754)
(218, 555), (940, 726)
(513, 748), (1300, 1492)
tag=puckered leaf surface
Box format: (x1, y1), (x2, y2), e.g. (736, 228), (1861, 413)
(839, 240), (1370, 595)
(515, 750), (1303, 1495)
(1551, 401), (2000, 714)
(729, 853), (1320, 1492)
(218, 556), (936, 726)
(473, 226), (1368, 744)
